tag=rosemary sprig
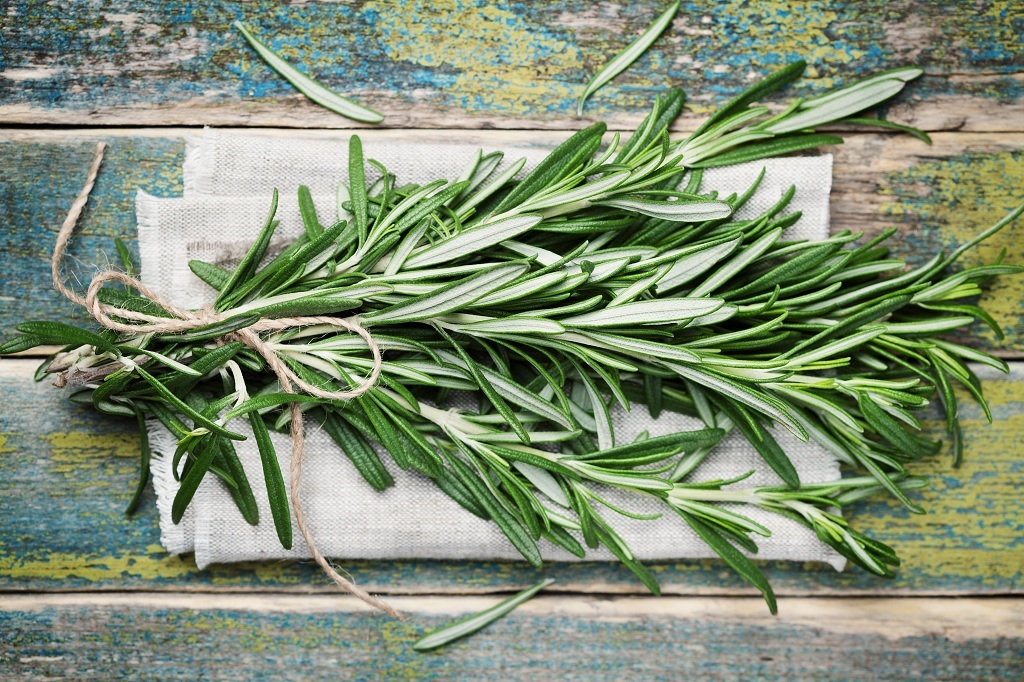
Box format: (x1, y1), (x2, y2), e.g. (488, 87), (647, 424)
(6, 62), (1021, 615)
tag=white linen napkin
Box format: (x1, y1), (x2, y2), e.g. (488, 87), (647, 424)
(139, 128), (844, 570)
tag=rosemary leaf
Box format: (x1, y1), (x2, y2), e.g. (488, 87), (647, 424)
(234, 21), (384, 124)
(413, 578), (555, 651)
(577, 1), (681, 115)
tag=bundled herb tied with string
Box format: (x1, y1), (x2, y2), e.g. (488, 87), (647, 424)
(6, 60), (1022, 615)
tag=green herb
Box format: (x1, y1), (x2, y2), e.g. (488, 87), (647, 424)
(577, 1), (681, 116)
(413, 578), (555, 651)
(235, 21), (384, 124)
(7, 62), (1020, 616)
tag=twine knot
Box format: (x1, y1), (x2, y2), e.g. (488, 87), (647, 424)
(52, 142), (401, 618)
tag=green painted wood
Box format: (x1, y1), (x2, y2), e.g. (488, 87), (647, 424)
(3, 2), (1021, 667)
(1, 358), (1021, 595)
(2, 130), (1022, 350)
(1, 1), (1022, 131)
(0, 134), (185, 334)
(1, 594), (1021, 680)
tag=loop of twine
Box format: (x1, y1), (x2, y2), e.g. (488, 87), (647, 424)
(54, 142), (401, 618)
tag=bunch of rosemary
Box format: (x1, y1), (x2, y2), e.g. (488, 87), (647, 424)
(5, 61), (1021, 614)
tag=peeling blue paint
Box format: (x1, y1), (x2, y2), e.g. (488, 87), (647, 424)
(1, 1), (1022, 120)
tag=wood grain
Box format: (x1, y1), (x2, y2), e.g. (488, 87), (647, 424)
(1, 1), (1022, 131)
(1, 594), (1021, 680)
(3, 1), (1022, 673)
(1, 357), (1021, 596)
(2, 129), (1021, 350)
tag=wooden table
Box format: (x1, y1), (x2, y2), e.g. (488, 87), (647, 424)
(1, 2), (1022, 678)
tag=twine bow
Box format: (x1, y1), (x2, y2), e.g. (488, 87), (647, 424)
(53, 142), (401, 618)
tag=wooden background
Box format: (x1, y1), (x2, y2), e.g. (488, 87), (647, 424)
(1, 2), (1022, 678)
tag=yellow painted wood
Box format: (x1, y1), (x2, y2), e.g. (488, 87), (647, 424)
(2, 1), (1023, 132)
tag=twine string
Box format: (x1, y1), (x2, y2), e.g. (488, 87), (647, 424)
(53, 142), (401, 618)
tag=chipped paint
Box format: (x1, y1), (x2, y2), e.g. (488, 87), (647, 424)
(1, 1), (1022, 124)
(0, 547), (199, 582)
(363, 0), (583, 116)
(880, 151), (1024, 350)
(43, 431), (139, 476)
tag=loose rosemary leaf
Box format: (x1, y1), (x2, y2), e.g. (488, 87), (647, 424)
(414, 578), (555, 651)
(577, 1), (680, 115)
(234, 21), (384, 123)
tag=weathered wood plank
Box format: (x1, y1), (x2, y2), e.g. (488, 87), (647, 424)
(1, 358), (1021, 595)
(2, 129), (1021, 350)
(1, 1), (1022, 131)
(1, 594), (1021, 680)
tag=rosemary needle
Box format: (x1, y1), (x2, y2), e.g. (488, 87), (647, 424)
(577, 1), (681, 116)
(413, 579), (555, 651)
(234, 20), (384, 124)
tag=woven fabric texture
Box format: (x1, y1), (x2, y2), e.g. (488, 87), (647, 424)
(141, 129), (844, 570)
